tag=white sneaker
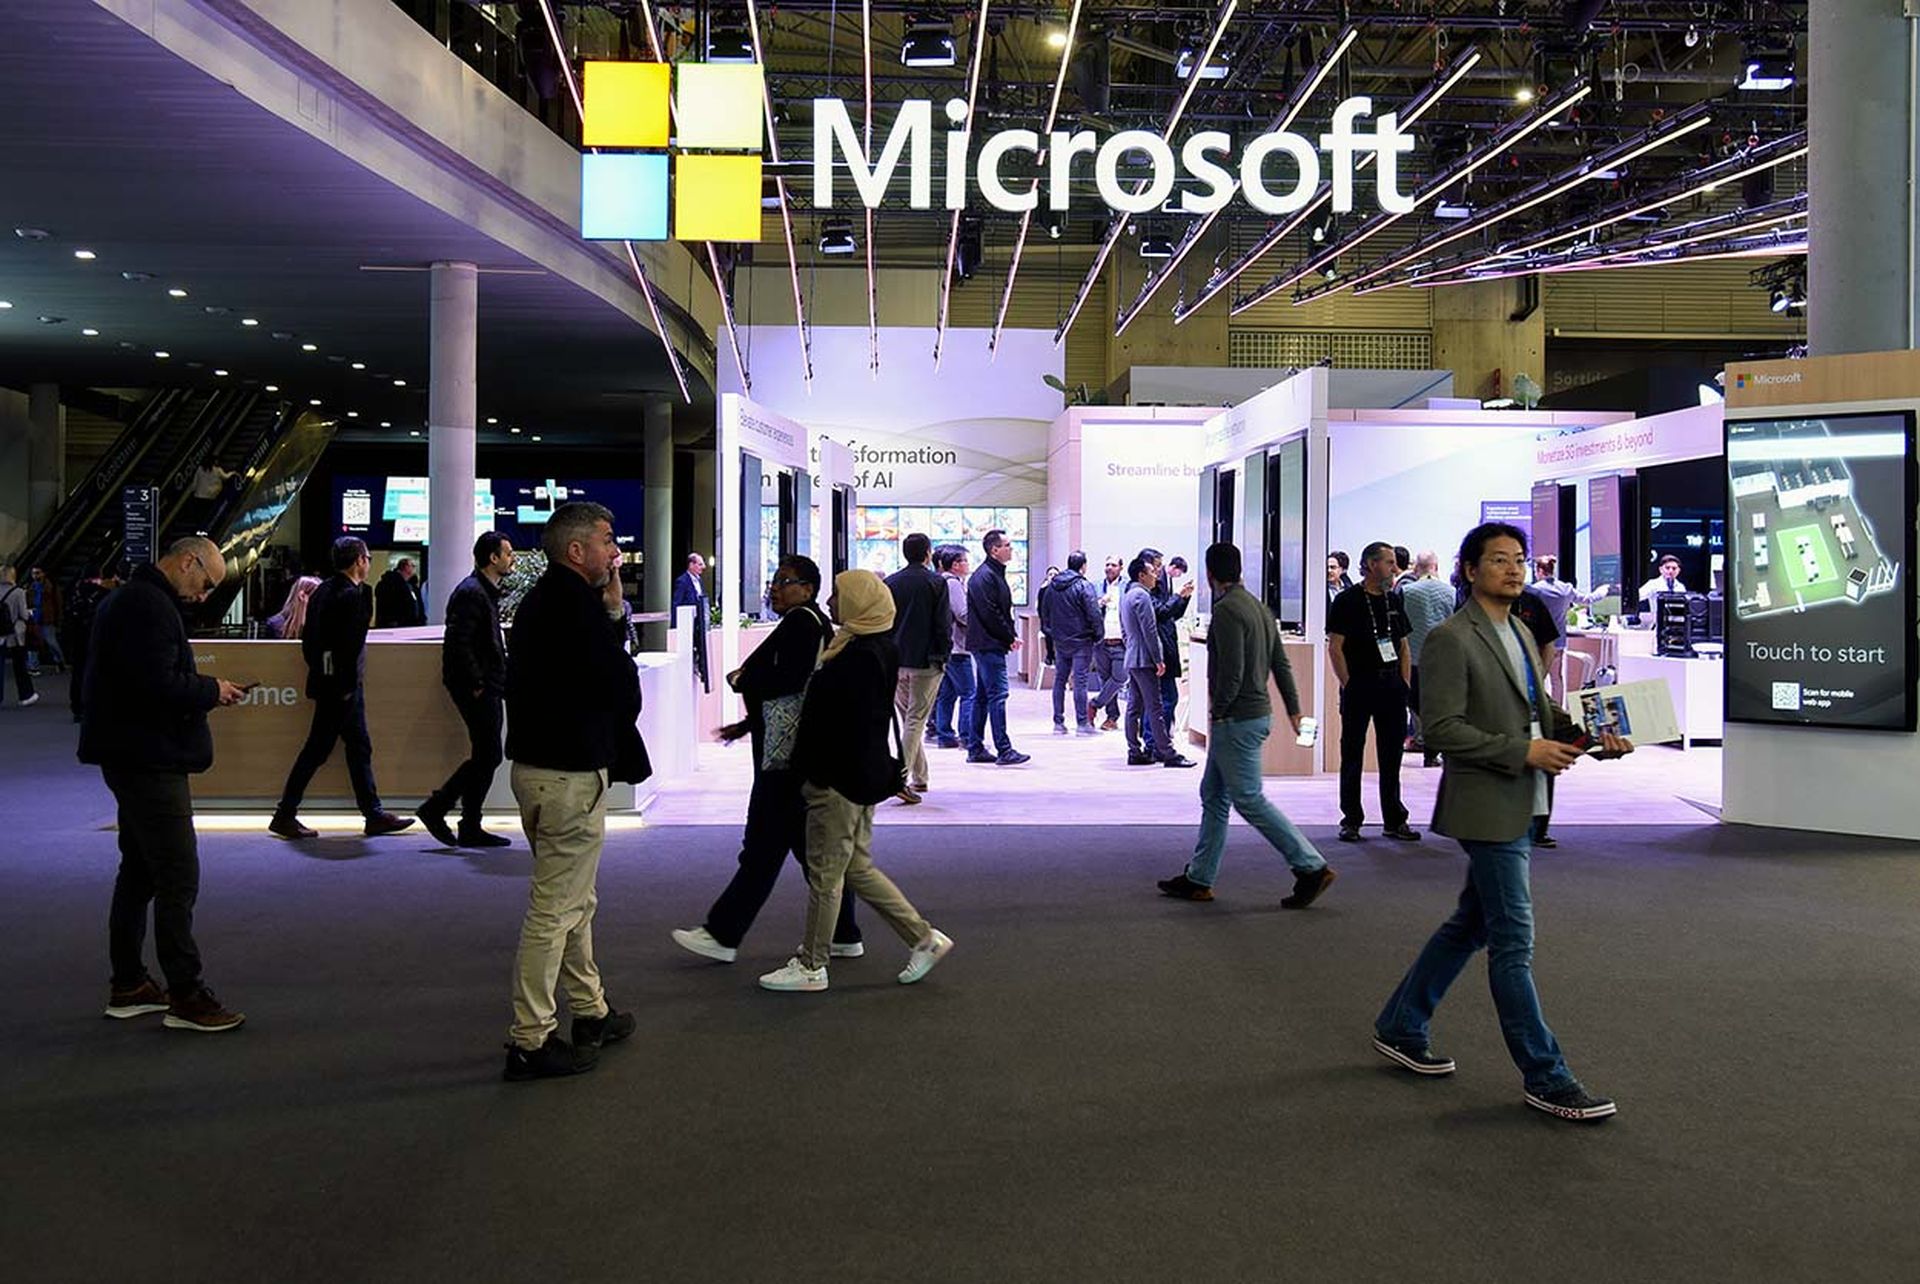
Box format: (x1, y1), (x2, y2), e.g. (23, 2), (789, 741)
(830, 941), (866, 958)
(20, 693), (39, 707)
(898, 929), (954, 985)
(670, 927), (736, 964)
(759, 957), (828, 992)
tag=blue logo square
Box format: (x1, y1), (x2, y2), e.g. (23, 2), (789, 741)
(582, 152), (669, 241)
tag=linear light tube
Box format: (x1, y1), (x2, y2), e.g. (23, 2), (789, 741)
(1168, 45), (1482, 325)
(864, 0), (878, 375)
(1114, 25), (1361, 336)
(1053, 0), (1238, 345)
(934, 2), (993, 371)
(1232, 83), (1592, 315)
(745, 0), (813, 389)
(989, 0), (1084, 359)
(538, 0), (689, 403)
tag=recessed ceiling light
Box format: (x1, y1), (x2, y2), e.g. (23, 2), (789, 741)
(346, 411), (358, 418)
(408, 429), (421, 437)
(530, 434), (543, 442)
(154, 350), (171, 359)
(486, 417), (498, 424)
(510, 427), (522, 434)
(121, 271), (153, 283)
(214, 369), (229, 377)
(13, 227), (50, 240)
(167, 287), (188, 298)
(393, 379), (407, 387)
(242, 318), (260, 326)
(203, 305), (230, 316)
(380, 421), (391, 428)
(1046, 30), (1068, 50)
(350, 362), (366, 370)
(0, 300), (12, 310)
(81, 327), (99, 336)
(326, 355), (345, 363)
(264, 384), (280, 392)
(301, 342), (318, 352)
(270, 331), (293, 341)
(1516, 87), (1535, 104)
(309, 398), (323, 406)
(39, 315), (66, 325)
(74, 249), (97, 260)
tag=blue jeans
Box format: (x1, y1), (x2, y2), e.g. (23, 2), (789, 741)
(931, 652), (976, 746)
(1375, 835), (1577, 1096)
(1051, 641), (1094, 726)
(970, 650), (1012, 755)
(1186, 715), (1325, 884)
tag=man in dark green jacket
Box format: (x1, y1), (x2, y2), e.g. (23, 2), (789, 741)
(1157, 543), (1335, 908)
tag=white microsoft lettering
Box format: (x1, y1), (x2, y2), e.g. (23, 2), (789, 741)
(810, 94), (1416, 217)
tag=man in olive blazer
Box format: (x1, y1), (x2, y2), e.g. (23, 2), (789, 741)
(1373, 521), (1630, 1126)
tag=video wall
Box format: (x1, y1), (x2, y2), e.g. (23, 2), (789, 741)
(1725, 410), (1916, 730)
(853, 505), (1030, 604)
(333, 476), (644, 552)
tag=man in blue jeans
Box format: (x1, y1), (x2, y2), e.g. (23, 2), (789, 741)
(1373, 521), (1631, 1124)
(964, 528), (1028, 765)
(927, 545), (975, 750)
(1157, 543), (1334, 907)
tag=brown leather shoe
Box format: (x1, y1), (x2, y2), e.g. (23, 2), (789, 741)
(163, 987), (246, 1033)
(364, 812), (416, 837)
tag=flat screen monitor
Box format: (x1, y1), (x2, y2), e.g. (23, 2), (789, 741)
(333, 475), (643, 555)
(852, 505), (1031, 604)
(1725, 409), (1916, 730)
(1264, 436), (1307, 630)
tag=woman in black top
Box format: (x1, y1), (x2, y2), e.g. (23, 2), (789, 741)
(671, 555), (860, 962)
(759, 569), (954, 993)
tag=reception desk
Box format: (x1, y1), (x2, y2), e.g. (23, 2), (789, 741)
(1185, 631), (1318, 776)
(191, 634), (694, 809)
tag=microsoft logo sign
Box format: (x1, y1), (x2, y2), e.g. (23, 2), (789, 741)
(579, 62), (765, 243)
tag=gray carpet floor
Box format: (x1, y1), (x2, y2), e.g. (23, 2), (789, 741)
(2, 682), (1917, 1283)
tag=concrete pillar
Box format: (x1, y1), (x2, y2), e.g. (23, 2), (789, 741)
(1429, 278), (1546, 402)
(1808, 2), (1918, 355)
(0, 388), (30, 560)
(642, 396), (673, 651)
(26, 384), (63, 536)
(427, 261), (479, 624)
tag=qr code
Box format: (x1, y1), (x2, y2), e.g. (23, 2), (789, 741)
(1771, 682), (1801, 712)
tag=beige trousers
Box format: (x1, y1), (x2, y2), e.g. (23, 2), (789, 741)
(800, 781), (930, 970)
(893, 665), (944, 791)
(508, 764), (611, 1049)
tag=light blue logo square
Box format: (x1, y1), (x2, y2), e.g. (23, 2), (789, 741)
(581, 152), (669, 241)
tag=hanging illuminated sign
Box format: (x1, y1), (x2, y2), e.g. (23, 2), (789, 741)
(811, 95), (1416, 217)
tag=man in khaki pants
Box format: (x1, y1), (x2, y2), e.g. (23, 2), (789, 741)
(883, 532), (950, 804)
(501, 501), (644, 1080)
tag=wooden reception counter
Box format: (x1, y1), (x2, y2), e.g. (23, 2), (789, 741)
(1184, 631), (1318, 776)
(190, 636), (693, 809)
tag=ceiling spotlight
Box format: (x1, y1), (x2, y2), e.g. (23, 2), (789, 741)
(0, 300), (11, 310)
(1739, 53), (1795, 92)
(380, 421), (392, 428)
(393, 378), (407, 387)
(154, 350), (171, 359)
(351, 361), (366, 370)
(1045, 29), (1069, 51)
(409, 429), (421, 437)
(301, 342), (318, 352)
(242, 318), (260, 327)
(74, 249), (97, 260)
(13, 227), (50, 240)
(1769, 286), (1792, 314)
(1045, 213), (1065, 240)
(1684, 26), (1701, 49)
(167, 287), (188, 298)
(901, 18), (956, 68)
(214, 369), (229, 376)
(1515, 87), (1536, 104)
(81, 327), (99, 336)
(486, 416), (498, 424)
(819, 219), (858, 255)
(1175, 43), (1229, 81)
(121, 271), (153, 282)
(347, 411), (358, 418)
(706, 24), (754, 63)
(531, 434), (543, 442)
(1433, 200), (1474, 221)
(264, 384), (280, 392)
(1139, 236), (1176, 260)
(203, 305), (230, 316)
(309, 398), (322, 406)
(510, 426), (523, 435)
(39, 315), (66, 325)
(1311, 222), (1329, 244)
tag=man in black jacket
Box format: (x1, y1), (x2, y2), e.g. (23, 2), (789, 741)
(671, 554), (861, 963)
(884, 532), (951, 802)
(80, 536), (249, 1033)
(672, 553), (710, 691)
(501, 501), (641, 1081)
(1041, 551), (1103, 736)
(964, 528), (1029, 765)
(269, 536), (413, 840)
(417, 531), (515, 849)
(759, 569), (953, 994)
(63, 560), (124, 724)
(373, 557), (425, 628)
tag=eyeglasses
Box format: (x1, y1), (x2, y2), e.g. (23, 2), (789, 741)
(771, 576), (805, 589)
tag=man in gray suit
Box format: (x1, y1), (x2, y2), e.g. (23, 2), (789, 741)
(1372, 521), (1631, 1124)
(1120, 556), (1194, 768)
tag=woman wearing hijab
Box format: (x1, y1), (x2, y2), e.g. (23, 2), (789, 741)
(759, 570), (954, 993)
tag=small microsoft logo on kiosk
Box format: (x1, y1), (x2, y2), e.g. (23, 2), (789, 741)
(578, 62), (764, 243)
(1734, 372), (1748, 390)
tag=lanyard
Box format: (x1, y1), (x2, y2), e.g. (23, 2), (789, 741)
(1366, 590), (1391, 638)
(1509, 620), (1538, 709)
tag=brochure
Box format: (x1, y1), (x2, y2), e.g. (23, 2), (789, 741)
(1569, 678), (1682, 746)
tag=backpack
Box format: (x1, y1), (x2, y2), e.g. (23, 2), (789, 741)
(0, 585), (25, 648)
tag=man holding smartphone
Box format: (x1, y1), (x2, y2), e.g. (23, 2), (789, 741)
(1372, 521), (1631, 1123)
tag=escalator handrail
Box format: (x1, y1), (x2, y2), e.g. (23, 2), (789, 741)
(9, 388), (187, 571)
(150, 390), (262, 541)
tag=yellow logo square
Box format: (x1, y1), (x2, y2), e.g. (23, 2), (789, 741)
(582, 62), (669, 148)
(674, 155), (764, 242)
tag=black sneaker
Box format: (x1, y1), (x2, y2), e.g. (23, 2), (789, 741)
(572, 1005), (636, 1053)
(1382, 823), (1422, 842)
(1532, 834), (1558, 850)
(1337, 824), (1364, 842)
(966, 749), (996, 764)
(1162, 754), (1197, 768)
(1127, 751), (1156, 766)
(1281, 866), (1337, 909)
(1372, 1037), (1456, 1075)
(417, 804), (457, 848)
(996, 749), (1031, 765)
(458, 824), (513, 848)
(1156, 873), (1215, 902)
(1525, 1084), (1616, 1121)
(268, 813), (316, 841)
(503, 1033), (592, 1082)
